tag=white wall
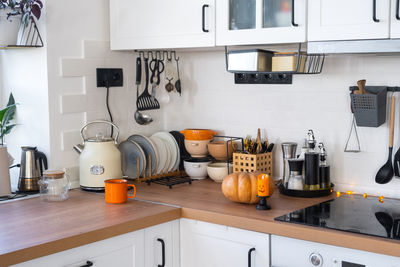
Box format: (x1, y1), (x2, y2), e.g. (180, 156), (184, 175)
(0, 8), (50, 191)
(163, 51), (400, 198)
(45, 0), (164, 187)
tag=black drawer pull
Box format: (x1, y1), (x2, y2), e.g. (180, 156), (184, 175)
(79, 261), (93, 267)
(396, 0), (400, 20)
(248, 247), (255, 267)
(291, 0), (298, 26)
(157, 238), (165, 267)
(202, 4), (209, 32)
(373, 0), (380, 22)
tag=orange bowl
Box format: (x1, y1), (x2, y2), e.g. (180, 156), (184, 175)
(180, 129), (217, 140)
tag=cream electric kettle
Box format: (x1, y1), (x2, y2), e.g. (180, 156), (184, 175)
(73, 120), (122, 191)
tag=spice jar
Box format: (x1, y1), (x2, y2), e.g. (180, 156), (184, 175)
(39, 170), (70, 201)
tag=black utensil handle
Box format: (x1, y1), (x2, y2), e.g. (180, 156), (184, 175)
(157, 238), (165, 267)
(144, 58), (150, 93)
(79, 261), (93, 267)
(248, 247), (255, 267)
(373, 0), (380, 22)
(291, 0), (298, 26)
(136, 57), (141, 85)
(397, 0), (400, 20)
(202, 4), (209, 32)
(150, 60), (157, 84)
(156, 60), (164, 85)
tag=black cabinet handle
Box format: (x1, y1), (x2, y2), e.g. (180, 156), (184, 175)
(373, 0), (380, 22)
(202, 4), (209, 32)
(248, 247), (255, 267)
(157, 238), (165, 267)
(291, 0), (298, 27)
(79, 261), (93, 267)
(396, 0), (400, 20)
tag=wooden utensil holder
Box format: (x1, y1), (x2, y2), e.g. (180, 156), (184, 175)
(233, 152), (273, 176)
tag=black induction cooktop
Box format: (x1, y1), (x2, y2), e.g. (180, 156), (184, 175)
(275, 194), (400, 240)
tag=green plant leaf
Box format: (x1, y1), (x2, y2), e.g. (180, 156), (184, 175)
(0, 124), (16, 138)
(6, 93), (15, 107)
(1, 105), (16, 131)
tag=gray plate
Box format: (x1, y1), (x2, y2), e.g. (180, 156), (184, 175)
(118, 140), (146, 179)
(128, 134), (158, 176)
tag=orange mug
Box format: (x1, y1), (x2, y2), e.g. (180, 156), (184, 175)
(105, 179), (136, 204)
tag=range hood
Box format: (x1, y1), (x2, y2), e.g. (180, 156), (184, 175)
(307, 39), (400, 54)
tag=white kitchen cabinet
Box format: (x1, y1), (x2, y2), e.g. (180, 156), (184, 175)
(180, 218), (270, 267)
(216, 0), (307, 46)
(11, 220), (180, 267)
(144, 220), (180, 267)
(11, 230), (145, 267)
(390, 0), (400, 38)
(110, 0), (215, 50)
(308, 0), (391, 41)
(271, 235), (400, 267)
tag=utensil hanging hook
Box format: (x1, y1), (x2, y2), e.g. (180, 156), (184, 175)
(138, 51), (145, 60)
(166, 51), (173, 61)
(149, 51), (154, 61)
(162, 51), (169, 61)
(173, 51), (179, 61)
(156, 51), (162, 61)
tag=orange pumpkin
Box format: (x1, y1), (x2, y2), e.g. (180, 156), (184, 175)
(222, 172), (259, 204)
(222, 172), (275, 204)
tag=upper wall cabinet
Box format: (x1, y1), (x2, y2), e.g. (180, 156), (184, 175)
(110, 0), (215, 50)
(216, 0), (307, 46)
(308, 0), (391, 41)
(390, 0), (400, 38)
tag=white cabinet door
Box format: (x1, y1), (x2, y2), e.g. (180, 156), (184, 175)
(144, 220), (180, 267)
(110, 0), (215, 50)
(11, 230), (145, 267)
(308, 0), (390, 41)
(180, 218), (269, 267)
(216, 0), (307, 46)
(391, 0), (400, 38)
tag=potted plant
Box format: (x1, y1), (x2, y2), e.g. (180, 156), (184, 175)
(0, 0), (43, 46)
(0, 93), (17, 197)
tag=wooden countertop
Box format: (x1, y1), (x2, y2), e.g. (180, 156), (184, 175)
(1, 179), (399, 266)
(0, 190), (180, 267)
(133, 179), (400, 258)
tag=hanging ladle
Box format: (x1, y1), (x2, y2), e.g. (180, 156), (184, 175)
(134, 56), (153, 125)
(376, 95), (395, 184)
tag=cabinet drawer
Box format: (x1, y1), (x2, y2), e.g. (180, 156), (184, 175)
(11, 230), (145, 267)
(180, 218), (269, 267)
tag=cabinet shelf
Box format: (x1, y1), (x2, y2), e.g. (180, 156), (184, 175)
(225, 43), (325, 75)
(225, 43), (325, 84)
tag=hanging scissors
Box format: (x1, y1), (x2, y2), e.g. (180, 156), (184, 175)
(150, 58), (165, 85)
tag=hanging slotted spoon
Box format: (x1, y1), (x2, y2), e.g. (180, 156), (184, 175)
(137, 58), (160, 111)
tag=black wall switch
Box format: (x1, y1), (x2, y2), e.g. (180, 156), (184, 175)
(96, 68), (123, 87)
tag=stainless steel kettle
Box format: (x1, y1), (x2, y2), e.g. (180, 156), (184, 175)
(18, 146), (48, 192)
(73, 120), (122, 191)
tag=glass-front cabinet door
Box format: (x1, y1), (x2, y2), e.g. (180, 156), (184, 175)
(216, 0), (306, 46)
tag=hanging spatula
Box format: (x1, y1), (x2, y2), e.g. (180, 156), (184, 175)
(137, 58), (160, 111)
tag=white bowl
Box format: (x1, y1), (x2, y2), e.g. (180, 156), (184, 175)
(207, 162), (233, 183)
(184, 159), (211, 179)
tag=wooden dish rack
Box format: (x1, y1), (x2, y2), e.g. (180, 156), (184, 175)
(134, 155), (191, 188)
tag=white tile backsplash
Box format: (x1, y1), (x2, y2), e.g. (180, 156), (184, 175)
(162, 51), (400, 198)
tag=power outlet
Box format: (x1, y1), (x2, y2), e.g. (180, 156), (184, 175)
(96, 68), (123, 87)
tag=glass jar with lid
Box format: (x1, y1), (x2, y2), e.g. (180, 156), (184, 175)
(39, 170), (70, 201)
